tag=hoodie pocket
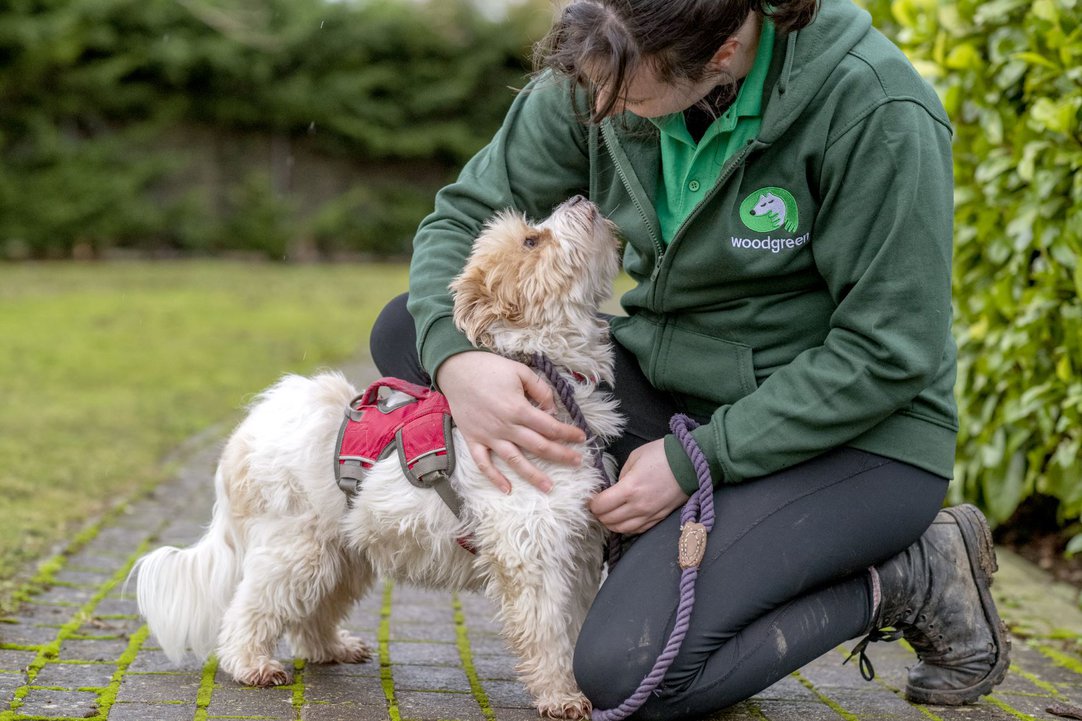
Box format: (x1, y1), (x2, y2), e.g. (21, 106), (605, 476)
(655, 323), (758, 407)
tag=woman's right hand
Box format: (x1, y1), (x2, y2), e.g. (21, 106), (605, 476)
(436, 351), (587, 494)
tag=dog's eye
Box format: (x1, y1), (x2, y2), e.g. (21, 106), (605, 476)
(523, 234), (538, 249)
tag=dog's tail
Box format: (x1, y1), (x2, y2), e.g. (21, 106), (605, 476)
(132, 464), (242, 664)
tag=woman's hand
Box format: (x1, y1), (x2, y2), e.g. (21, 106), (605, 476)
(436, 351), (587, 493)
(589, 439), (689, 534)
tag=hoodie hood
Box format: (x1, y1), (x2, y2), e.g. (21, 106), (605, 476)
(760, 0), (873, 144)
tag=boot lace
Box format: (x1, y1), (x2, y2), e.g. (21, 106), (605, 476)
(844, 627), (904, 681)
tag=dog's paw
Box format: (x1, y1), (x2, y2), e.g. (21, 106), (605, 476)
(235, 658), (292, 687)
(331, 632), (372, 664)
(537, 692), (592, 720)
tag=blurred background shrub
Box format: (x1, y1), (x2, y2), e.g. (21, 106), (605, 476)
(862, 0), (1081, 546)
(0, 0), (547, 260)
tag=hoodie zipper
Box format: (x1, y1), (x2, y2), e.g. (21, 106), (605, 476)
(650, 140), (760, 308)
(601, 122), (665, 279)
(615, 161), (666, 280)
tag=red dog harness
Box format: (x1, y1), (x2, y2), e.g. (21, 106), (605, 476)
(334, 377), (463, 518)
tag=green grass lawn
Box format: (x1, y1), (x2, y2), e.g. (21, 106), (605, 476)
(0, 260), (409, 603)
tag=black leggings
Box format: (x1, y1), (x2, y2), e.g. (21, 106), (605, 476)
(370, 294), (949, 720)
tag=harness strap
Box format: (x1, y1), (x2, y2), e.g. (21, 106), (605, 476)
(397, 413), (462, 518)
(430, 473), (465, 519)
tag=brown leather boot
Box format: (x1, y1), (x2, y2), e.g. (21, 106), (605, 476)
(846, 504), (1011, 705)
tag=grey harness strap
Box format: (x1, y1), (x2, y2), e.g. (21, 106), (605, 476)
(395, 418), (463, 518)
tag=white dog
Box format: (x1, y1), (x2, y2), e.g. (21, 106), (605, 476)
(133, 196), (624, 719)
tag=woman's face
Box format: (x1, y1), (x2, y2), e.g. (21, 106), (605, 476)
(594, 64), (719, 119)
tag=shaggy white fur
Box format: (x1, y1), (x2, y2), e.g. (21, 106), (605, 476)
(133, 196), (625, 719)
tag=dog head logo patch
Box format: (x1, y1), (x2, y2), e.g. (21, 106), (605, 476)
(739, 187), (799, 233)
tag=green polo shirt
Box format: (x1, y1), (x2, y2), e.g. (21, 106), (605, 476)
(652, 20), (775, 243)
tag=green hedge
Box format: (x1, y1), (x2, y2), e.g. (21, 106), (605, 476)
(0, 0), (544, 258)
(863, 0), (1081, 540)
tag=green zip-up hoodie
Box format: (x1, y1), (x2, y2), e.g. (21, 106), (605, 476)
(407, 0), (957, 494)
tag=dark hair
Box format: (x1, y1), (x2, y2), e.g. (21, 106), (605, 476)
(533, 0), (820, 123)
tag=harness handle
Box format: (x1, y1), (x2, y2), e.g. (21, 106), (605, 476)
(355, 377), (432, 409)
(344, 378), (432, 417)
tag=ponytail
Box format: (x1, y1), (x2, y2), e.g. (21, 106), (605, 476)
(761, 0), (820, 34)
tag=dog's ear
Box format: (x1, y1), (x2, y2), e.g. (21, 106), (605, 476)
(450, 212), (529, 347)
(450, 263), (512, 348)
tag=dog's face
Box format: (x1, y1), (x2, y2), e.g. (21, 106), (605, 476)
(450, 196), (620, 348)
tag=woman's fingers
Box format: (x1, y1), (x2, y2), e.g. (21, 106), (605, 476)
(468, 442), (511, 494)
(589, 440), (689, 534)
(437, 351), (589, 493)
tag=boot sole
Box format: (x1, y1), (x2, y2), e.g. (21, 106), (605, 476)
(905, 504), (1012, 705)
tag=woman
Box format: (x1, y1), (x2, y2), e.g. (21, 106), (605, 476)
(370, 0), (1010, 717)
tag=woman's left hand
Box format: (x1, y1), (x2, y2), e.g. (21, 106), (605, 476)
(589, 439), (690, 535)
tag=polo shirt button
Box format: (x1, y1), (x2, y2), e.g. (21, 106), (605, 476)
(688, 179), (701, 192)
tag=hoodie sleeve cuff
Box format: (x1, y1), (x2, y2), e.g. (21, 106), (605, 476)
(663, 422), (726, 496)
(417, 315), (484, 389)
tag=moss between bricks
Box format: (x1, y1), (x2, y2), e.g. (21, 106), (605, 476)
(14, 600), (79, 609)
(291, 658), (306, 714)
(50, 661), (112, 666)
(792, 671), (860, 721)
(840, 643), (1064, 721)
(89, 614), (138, 620)
(92, 625), (149, 719)
(0, 716), (98, 721)
(378, 580), (402, 721)
(1036, 643), (1082, 675)
(0, 543), (150, 721)
(1010, 665), (1067, 699)
(743, 700), (769, 720)
(65, 567), (114, 575)
(192, 655), (219, 721)
(986, 695), (1040, 721)
(898, 628), (1041, 716)
(451, 593), (495, 721)
(834, 642), (1059, 721)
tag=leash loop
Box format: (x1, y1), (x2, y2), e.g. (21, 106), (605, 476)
(591, 413), (715, 721)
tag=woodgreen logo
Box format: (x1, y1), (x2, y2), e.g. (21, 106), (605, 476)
(739, 187), (799, 233)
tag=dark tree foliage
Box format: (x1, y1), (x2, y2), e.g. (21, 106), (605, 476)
(0, 0), (544, 257)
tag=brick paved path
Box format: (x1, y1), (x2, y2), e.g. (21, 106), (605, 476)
(3, 365), (1082, 721)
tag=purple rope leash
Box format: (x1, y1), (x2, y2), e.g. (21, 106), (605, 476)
(592, 413), (715, 721)
(527, 353), (623, 565)
(525, 354), (717, 720)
